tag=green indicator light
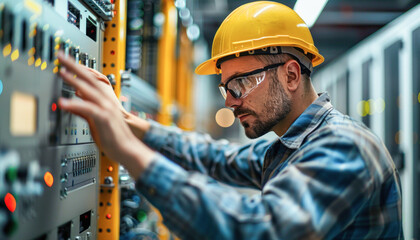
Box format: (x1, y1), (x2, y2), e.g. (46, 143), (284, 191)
(137, 210), (147, 222)
(6, 167), (17, 183)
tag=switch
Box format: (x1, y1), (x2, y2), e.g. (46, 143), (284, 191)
(107, 74), (116, 85)
(104, 176), (113, 185)
(34, 26), (43, 59)
(2, 7), (14, 45)
(21, 20), (27, 51)
(121, 70), (131, 87)
(71, 47), (80, 63)
(89, 58), (96, 70)
(48, 35), (54, 62)
(60, 41), (69, 57)
(80, 52), (89, 66)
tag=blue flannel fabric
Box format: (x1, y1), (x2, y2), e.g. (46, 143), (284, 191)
(136, 93), (403, 240)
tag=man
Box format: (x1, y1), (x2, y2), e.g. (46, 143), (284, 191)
(57, 1), (403, 239)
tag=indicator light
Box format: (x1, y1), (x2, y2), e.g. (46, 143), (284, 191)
(28, 47), (35, 56)
(11, 49), (19, 62)
(107, 166), (113, 172)
(41, 61), (47, 70)
(0, 79), (3, 96)
(3, 44), (12, 57)
(110, 50), (115, 55)
(4, 193), (16, 213)
(35, 58), (42, 67)
(44, 171), (54, 187)
(51, 103), (57, 112)
(6, 167), (17, 183)
(137, 210), (147, 222)
(28, 56), (35, 66)
(106, 214), (111, 219)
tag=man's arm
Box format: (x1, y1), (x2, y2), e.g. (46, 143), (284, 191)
(135, 134), (382, 240)
(69, 57), (269, 189)
(142, 120), (272, 188)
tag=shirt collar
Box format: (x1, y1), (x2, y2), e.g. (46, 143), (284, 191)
(278, 92), (333, 149)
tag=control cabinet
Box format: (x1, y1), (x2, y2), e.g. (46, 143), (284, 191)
(0, 0), (111, 239)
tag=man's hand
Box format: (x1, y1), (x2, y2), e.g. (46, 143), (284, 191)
(78, 63), (151, 140)
(76, 64), (127, 115)
(57, 52), (154, 179)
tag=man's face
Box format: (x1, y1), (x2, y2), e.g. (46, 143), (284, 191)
(220, 56), (292, 138)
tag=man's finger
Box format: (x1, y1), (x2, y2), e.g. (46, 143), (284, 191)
(57, 52), (99, 88)
(60, 68), (105, 105)
(59, 97), (100, 122)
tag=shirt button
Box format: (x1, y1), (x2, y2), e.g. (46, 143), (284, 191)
(148, 187), (156, 195)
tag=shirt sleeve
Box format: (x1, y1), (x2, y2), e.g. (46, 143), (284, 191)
(142, 120), (273, 189)
(136, 133), (375, 240)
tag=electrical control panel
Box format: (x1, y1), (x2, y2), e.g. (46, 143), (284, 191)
(0, 0), (108, 239)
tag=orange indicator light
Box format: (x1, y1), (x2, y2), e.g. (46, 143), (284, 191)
(107, 166), (113, 172)
(4, 193), (16, 213)
(106, 214), (111, 219)
(51, 103), (57, 112)
(44, 171), (54, 187)
(3, 44), (12, 57)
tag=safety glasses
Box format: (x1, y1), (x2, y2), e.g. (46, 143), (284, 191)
(218, 62), (285, 99)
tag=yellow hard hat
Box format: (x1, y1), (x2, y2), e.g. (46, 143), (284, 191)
(195, 1), (324, 75)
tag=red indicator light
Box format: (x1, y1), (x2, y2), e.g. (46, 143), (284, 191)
(4, 193), (16, 213)
(44, 171), (54, 187)
(107, 166), (113, 172)
(52, 103), (57, 112)
(110, 0), (114, 3)
(110, 50), (115, 55)
(106, 214), (112, 219)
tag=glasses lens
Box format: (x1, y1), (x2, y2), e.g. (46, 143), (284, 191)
(228, 71), (266, 99)
(219, 86), (227, 99)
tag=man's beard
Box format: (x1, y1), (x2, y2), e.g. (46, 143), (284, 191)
(234, 74), (291, 139)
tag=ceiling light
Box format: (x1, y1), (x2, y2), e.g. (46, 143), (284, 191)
(293, 0), (329, 28)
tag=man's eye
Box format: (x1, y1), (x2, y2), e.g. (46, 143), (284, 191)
(233, 77), (249, 89)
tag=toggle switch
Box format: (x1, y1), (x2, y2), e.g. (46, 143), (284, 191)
(80, 52), (89, 66)
(71, 47), (80, 63)
(104, 176), (113, 185)
(89, 58), (96, 70)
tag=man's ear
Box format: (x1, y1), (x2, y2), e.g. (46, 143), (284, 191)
(284, 60), (301, 92)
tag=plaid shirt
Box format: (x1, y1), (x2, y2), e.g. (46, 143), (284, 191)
(136, 93), (403, 240)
